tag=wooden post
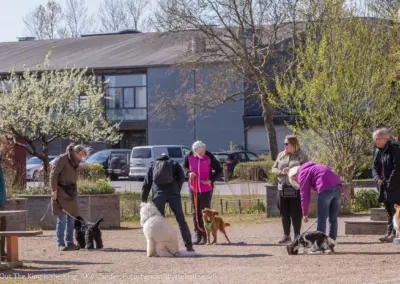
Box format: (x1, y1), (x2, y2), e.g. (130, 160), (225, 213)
(7, 236), (18, 262)
(226, 200), (228, 212)
(220, 199), (223, 214)
(257, 199), (260, 214)
(238, 200), (242, 214)
(184, 202), (187, 215)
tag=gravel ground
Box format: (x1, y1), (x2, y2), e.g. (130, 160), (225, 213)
(2, 215), (399, 284)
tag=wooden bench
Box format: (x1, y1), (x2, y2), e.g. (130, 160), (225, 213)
(0, 231), (43, 266)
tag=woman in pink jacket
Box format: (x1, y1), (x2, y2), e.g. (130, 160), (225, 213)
(183, 141), (223, 245)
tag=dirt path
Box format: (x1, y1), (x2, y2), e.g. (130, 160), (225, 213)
(2, 215), (400, 284)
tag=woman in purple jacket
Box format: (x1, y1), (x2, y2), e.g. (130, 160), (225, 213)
(288, 162), (342, 241)
(183, 141), (223, 245)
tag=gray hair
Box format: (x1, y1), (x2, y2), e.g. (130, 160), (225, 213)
(288, 166), (300, 189)
(73, 144), (91, 156)
(372, 128), (391, 140)
(192, 141), (206, 154)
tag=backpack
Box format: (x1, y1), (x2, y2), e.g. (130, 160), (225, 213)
(153, 160), (174, 185)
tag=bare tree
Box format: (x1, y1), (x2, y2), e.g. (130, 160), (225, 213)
(99, 0), (129, 32)
(126, 0), (150, 30)
(23, 0), (64, 40)
(366, 0), (400, 18)
(151, 0), (307, 159)
(64, 0), (95, 37)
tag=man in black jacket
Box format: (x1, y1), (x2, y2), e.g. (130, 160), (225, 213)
(372, 128), (400, 242)
(142, 154), (194, 252)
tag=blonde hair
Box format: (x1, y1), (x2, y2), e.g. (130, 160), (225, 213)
(285, 135), (301, 153)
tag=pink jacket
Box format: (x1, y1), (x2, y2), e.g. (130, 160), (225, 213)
(188, 154), (212, 193)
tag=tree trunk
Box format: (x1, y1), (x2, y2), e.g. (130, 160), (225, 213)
(42, 144), (50, 193)
(260, 94), (278, 161)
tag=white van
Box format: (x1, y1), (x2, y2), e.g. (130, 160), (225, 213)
(129, 145), (191, 179)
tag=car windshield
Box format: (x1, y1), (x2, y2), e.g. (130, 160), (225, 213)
(86, 151), (110, 164)
(214, 154), (230, 162)
(27, 158), (42, 165)
(131, 148), (151, 159)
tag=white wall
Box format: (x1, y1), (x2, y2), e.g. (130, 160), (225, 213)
(246, 125), (293, 154)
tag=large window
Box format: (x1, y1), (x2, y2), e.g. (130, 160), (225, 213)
(105, 74), (147, 121)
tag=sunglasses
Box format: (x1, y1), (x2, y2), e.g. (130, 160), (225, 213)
(284, 143), (289, 146)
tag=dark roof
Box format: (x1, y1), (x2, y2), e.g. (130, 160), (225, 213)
(0, 25), (298, 75)
(0, 32), (190, 74)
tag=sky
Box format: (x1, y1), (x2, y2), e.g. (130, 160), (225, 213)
(0, 0), (367, 43)
(0, 0), (102, 42)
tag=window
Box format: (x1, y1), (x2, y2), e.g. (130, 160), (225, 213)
(168, 147), (183, 158)
(246, 152), (258, 161)
(131, 148), (151, 159)
(214, 154), (230, 162)
(238, 153), (248, 161)
(183, 147), (190, 156)
(86, 151), (111, 164)
(104, 74), (147, 121)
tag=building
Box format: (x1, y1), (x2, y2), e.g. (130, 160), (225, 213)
(0, 30), (292, 155)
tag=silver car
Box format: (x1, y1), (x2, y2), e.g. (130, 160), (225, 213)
(26, 156), (57, 181)
(129, 145), (190, 180)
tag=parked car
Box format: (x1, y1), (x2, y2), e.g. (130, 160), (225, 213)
(213, 150), (259, 178)
(36, 158), (58, 181)
(26, 156), (57, 181)
(84, 149), (131, 181)
(129, 145), (191, 180)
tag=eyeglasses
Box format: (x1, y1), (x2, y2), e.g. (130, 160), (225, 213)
(284, 143), (289, 146)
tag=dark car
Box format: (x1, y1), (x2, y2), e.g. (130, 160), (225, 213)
(213, 150), (259, 178)
(84, 149), (131, 181)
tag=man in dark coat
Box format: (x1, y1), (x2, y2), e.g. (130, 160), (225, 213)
(142, 154), (194, 252)
(372, 128), (400, 242)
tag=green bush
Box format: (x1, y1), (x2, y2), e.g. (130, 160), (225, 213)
(79, 164), (105, 181)
(354, 155), (374, 179)
(354, 189), (380, 212)
(78, 179), (116, 195)
(233, 155), (278, 185)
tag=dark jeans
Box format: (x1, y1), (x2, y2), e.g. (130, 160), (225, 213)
(278, 192), (302, 236)
(152, 194), (192, 246)
(317, 185), (342, 240)
(384, 202), (395, 235)
(189, 190), (213, 239)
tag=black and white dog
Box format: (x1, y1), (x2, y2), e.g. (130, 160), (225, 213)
(286, 231), (335, 255)
(74, 216), (104, 249)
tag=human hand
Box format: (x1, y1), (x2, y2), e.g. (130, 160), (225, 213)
(303, 216), (308, 223)
(51, 190), (57, 201)
(282, 168), (290, 175)
(188, 172), (196, 180)
(201, 180), (211, 185)
(378, 179), (383, 185)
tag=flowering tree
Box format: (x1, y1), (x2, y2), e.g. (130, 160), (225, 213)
(0, 52), (121, 187)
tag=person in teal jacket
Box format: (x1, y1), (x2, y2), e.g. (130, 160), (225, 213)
(0, 156), (7, 261)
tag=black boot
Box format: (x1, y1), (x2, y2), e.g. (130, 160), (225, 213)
(199, 232), (207, 245)
(185, 244), (195, 252)
(193, 234), (202, 245)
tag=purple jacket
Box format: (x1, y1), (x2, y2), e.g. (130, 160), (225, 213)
(298, 162), (341, 216)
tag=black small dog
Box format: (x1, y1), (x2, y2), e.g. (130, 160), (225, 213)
(74, 216), (104, 249)
(286, 231), (335, 255)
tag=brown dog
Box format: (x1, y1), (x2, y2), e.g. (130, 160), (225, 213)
(202, 208), (231, 245)
(393, 204), (400, 238)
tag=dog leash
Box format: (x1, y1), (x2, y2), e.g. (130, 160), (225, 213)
(191, 176), (205, 233)
(40, 199), (94, 225)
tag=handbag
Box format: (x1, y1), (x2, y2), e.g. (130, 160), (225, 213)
(279, 183), (297, 198)
(58, 183), (78, 198)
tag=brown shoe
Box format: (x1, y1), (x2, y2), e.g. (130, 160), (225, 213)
(278, 235), (292, 244)
(379, 234), (394, 243)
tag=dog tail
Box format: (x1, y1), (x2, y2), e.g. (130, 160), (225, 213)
(93, 218), (104, 228)
(224, 223), (230, 227)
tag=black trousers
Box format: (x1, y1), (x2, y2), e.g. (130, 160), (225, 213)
(384, 202), (395, 235)
(189, 190), (213, 239)
(278, 192), (302, 236)
(152, 194), (193, 246)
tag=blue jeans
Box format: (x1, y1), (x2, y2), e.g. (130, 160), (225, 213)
(317, 185), (342, 240)
(56, 215), (74, 247)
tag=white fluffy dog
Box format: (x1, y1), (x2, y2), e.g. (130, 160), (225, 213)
(140, 202), (194, 257)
